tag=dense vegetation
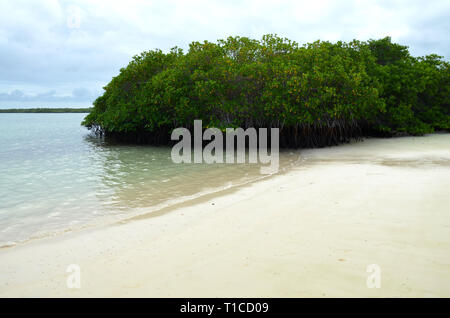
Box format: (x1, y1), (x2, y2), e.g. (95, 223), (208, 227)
(83, 35), (449, 147)
(0, 108), (92, 113)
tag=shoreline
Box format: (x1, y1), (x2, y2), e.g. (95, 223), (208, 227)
(0, 134), (449, 297)
(0, 157), (292, 250)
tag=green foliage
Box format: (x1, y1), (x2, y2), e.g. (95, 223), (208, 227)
(367, 37), (449, 135)
(83, 35), (450, 146)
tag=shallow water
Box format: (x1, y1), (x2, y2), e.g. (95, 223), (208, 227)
(0, 113), (300, 247)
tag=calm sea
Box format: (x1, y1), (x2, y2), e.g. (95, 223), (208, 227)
(0, 113), (299, 247)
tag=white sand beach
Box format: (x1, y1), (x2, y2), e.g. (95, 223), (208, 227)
(0, 134), (449, 297)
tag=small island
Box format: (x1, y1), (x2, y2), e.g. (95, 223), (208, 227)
(83, 35), (449, 147)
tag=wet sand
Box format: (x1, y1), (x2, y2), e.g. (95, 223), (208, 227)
(0, 134), (449, 297)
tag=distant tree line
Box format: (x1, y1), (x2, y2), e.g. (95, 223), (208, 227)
(0, 108), (92, 113)
(82, 35), (449, 147)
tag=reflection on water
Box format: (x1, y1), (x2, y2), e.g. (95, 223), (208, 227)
(86, 134), (300, 213)
(0, 113), (300, 247)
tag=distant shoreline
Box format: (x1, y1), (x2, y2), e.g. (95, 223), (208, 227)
(0, 108), (92, 113)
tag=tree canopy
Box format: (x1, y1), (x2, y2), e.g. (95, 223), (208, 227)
(83, 35), (449, 147)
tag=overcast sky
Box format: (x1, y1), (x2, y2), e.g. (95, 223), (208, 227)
(1, 0), (449, 108)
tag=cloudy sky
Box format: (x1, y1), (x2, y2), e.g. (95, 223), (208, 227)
(0, 0), (449, 108)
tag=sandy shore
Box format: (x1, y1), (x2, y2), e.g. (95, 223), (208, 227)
(0, 134), (449, 297)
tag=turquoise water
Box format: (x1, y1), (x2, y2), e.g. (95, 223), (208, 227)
(0, 113), (298, 247)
